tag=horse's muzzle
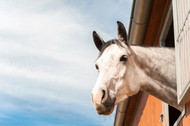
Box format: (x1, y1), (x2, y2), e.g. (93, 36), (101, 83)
(92, 89), (116, 115)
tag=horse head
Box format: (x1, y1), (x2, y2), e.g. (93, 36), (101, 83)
(91, 21), (140, 115)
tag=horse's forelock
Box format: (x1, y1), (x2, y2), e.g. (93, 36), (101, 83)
(98, 39), (124, 58)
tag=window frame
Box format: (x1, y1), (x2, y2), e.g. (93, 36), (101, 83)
(172, 0), (190, 105)
(160, 4), (185, 126)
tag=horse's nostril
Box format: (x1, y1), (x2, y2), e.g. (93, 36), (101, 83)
(101, 90), (106, 103)
(102, 90), (105, 99)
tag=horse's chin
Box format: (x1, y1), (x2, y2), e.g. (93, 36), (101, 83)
(102, 106), (115, 115)
(95, 104), (115, 115)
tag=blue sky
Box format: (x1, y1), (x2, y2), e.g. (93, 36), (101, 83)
(0, 0), (132, 125)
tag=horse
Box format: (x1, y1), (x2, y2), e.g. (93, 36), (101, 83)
(91, 21), (183, 115)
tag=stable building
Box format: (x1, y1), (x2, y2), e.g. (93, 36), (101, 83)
(114, 0), (190, 126)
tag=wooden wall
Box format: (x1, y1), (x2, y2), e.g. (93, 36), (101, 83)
(128, 92), (163, 126)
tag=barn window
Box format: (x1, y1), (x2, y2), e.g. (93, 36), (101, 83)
(160, 4), (174, 47)
(173, 0), (190, 105)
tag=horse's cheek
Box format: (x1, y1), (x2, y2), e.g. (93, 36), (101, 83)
(123, 70), (140, 95)
(118, 66), (126, 77)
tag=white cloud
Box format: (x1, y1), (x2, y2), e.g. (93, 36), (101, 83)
(0, 61), (72, 84)
(0, 0), (132, 125)
(0, 0), (102, 113)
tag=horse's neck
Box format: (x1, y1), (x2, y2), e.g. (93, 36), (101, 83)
(131, 46), (182, 110)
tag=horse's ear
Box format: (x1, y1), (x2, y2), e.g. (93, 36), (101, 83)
(93, 31), (105, 51)
(117, 21), (130, 47)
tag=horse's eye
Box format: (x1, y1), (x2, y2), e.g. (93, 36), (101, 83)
(95, 64), (99, 70)
(120, 55), (128, 62)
